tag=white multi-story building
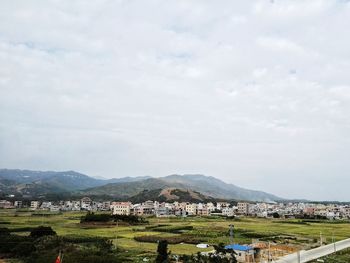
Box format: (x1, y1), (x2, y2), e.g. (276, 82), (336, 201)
(14, 201), (22, 208)
(237, 202), (249, 215)
(81, 197), (92, 211)
(206, 202), (216, 213)
(0, 200), (13, 209)
(111, 202), (131, 215)
(222, 207), (235, 217)
(185, 203), (197, 215)
(41, 201), (52, 210)
(50, 205), (60, 212)
(217, 202), (230, 210)
(30, 201), (40, 210)
(72, 201), (81, 210)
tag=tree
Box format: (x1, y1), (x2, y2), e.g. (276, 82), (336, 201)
(212, 243), (237, 263)
(180, 243), (237, 263)
(156, 240), (169, 263)
(213, 243), (227, 254)
(272, 212), (280, 219)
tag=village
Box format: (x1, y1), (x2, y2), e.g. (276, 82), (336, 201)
(2, 198), (350, 262)
(1, 198), (350, 220)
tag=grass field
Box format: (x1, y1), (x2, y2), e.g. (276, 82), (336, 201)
(1, 209), (350, 261)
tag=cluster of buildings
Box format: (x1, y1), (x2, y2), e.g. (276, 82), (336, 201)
(112, 201), (350, 219)
(118, 200), (235, 217)
(246, 202), (350, 219)
(1, 198), (350, 219)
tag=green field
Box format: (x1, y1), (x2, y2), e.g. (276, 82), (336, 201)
(310, 248), (350, 263)
(1, 209), (350, 262)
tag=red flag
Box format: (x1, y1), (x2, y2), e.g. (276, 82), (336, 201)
(55, 255), (61, 263)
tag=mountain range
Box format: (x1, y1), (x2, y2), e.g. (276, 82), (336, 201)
(0, 169), (281, 202)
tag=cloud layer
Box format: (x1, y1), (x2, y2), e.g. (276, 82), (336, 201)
(1, 0), (350, 200)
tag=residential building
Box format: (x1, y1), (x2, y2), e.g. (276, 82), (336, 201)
(222, 207), (235, 217)
(206, 202), (216, 213)
(81, 197), (92, 211)
(30, 201), (40, 210)
(0, 200), (13, 209)
(155, 207), (170, 217)
(14, 201), (22, 208)
(185, 203), (197, 215)
(225, 244), (255, 263)
(112, 202), (131, 215)
(237, 202), (249, 215)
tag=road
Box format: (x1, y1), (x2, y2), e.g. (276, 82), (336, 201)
(274, 238), (350, 263)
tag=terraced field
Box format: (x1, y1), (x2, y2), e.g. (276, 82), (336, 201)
(1, 209), (350, 262)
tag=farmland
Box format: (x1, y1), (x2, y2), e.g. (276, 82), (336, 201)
(311, 248), (350, 262)
(1, 209), (350, 262)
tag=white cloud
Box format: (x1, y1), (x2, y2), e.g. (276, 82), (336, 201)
(0, 0), (350, 200)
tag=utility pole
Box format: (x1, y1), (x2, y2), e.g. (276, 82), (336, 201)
(320, 232), (323, 246)
(115, 220), (118, 251)
(229, 224), (234, 244)
(332, 231), (336, 252)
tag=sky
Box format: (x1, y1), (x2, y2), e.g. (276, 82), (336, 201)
(1, 1), (350, 201)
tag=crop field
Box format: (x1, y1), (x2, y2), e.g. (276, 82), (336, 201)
(1, 209), (350, 262)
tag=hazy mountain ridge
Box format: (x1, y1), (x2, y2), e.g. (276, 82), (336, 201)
(0, 169), (281, 201)
(83, 174), (281, 201)
(0, 169), (148, 196)
(81, 178), (187, 197)
(161, 174), (281, 201)
(104, 176), (152, 184)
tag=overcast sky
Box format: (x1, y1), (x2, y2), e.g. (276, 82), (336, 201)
(1, 1), (350, 201)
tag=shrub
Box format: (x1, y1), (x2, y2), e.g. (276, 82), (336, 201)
(113, 214), (148, 224)
(81, 212), (111, 223)
(30, 226), (57, 238)
(12, 241), (36, 257)
(0, 227), (10, 236)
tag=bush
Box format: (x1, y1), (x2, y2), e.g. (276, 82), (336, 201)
(0, 227), (123, 262)
(0, 227), (10, 236)
(80, 212), (147, 225)
(12, 241), (36, 257)
(81, 212), (111, 223)
(0, 235), (30, 254)
(272, 212), (280, 218)
(9, 227), (35, 232)
(113, 214), (147, 224)
(30, 226), (57, 238)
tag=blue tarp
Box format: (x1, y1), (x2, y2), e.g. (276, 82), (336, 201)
(225, 244), (253, 251)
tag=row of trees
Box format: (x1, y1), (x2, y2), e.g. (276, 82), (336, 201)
(80, 212), (147, 224)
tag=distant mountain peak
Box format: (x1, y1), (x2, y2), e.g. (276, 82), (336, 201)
(0, 169), (282, 202)
(83, 173), (282, 202)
